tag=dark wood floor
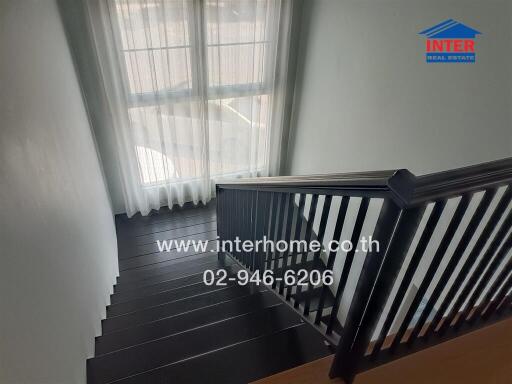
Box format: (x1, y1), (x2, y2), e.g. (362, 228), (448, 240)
(87, 201), (330, 384)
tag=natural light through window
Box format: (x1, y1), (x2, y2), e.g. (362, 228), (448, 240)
(111, 0), (276, 186)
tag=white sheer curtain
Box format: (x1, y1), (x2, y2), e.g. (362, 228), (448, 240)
(86, 0), (292, 216)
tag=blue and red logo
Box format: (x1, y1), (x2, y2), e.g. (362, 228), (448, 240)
(419, 19), (481, 63)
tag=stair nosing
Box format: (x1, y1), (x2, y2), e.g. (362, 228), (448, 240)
(103, 284), (239, 324)
(94, 302), (283, 358)
(96, 290), (270, 343)
(102, 323), (306, 384)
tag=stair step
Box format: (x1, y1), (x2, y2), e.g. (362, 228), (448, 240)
(112, 272), (207, 304)
(102, 284), (265, 334)
(118, 214), (216, 242)
(115, 203), (215, 226)
(116, 253), (219, 284)
(96, 291), (282, 356)
(132, 221), (217, 247)
(119, 241), (216, 272)
(88, 305), (302, 384)
(119, 230), (217, 261)
(106, 267), (239, 317)
(291, 287), (335, 312)
(108, 324), (330, 384)
(114, 257), (232, 291)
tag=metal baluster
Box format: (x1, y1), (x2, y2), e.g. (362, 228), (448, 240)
(389, 194), (471, 353)
(330, 200), (424, 382)
(434, 187), (511, 335)
(418, 189), (496, 340)
(370, 200), (446, 357)
(304, 195), (332, 316)
(279, 193), (296, 295)
(326, 197), (370, 335)
(454, 224), (512, 328)
(294, 194), (319, 308)
(314, 196), (349, 325)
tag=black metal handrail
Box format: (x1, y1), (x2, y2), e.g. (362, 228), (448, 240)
(216, 157), (512, 383)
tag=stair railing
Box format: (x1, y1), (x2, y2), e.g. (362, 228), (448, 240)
(216, 157), (512, 383)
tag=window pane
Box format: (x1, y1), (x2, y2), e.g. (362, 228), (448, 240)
(208, 95), (270, 176)
(207, 43), (266, 88)
(205, 0), (274, 89)
(205, 0), (271, 44)
(129, 103), (207, 184)
(124, 48), (192, 94)
(112, 0), (191, 50)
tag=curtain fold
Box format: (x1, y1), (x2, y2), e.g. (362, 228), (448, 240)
(86, 0), (292, 216)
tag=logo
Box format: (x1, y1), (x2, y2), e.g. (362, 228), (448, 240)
(419, 19), (481, 63)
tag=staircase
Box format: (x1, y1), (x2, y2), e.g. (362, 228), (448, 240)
(87, 157), (512, 384)
(87, 203), (332, 384)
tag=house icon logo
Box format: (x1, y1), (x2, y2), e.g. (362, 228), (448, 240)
(419, 19), (481, 63)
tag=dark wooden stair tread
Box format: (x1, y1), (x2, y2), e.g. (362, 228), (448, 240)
(107, 266), (240, 316)
(109, 324), (330, 384)
(95, 291), (282, 356)
(119, 214), (216, 238)
(88, 305), (303, 384)
(116, 253), (220, 284)
(111, 272), (205, 304)
(114, 256), (232, 289)
(111, 270), (227, 304)
(120, 230), (217, 264)
(102, 284), (265, 334)
(115, 203), (215, 227)
(132, 221), (217, 247)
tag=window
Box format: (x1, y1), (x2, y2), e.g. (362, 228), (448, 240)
(109, 0), (278, 185)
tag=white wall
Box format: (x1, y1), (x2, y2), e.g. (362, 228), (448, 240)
(287, 0), (512, 177)
(0, 1), (118, 383)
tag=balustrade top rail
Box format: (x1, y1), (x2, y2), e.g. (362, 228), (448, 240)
(217, 157), (512, 206)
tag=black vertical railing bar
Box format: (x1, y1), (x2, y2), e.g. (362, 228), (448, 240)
(294, 194), (319, 308)
(432, 187), (512, 336)
(451, 209), (512, 327)
(216, 187), (222, 260)
(250, 190), (258, 271)
(253, 190), (260, 271)
(267, 193), (283, 270)
(290, 194), (307, 270)
(261, 192), (273, 271)
(249, 190), (256, 268)
(239, 191), (245, 265)
(272, 192), (287, 279)
(369, 200), (447, 357)
(480, 261), (512, 320)
(304, 195), (332, 316)
(277, 193), (294, 292)
(233, 190), (238, 260)
(245, 190), (251, 266)
(417, 188), (497, 340)
(251, 190), (257, 267)
(329, 198), (410, 381)
(263, 192), (276, 269)
(326, 197), (370, 335)
(389, 194), (472, 352)
(496, 287), (512, 314)
(331, 203), (425, 383)
(454, 226), (512, 329)
(238, 191), (244, 264)
(313, 196), (350, 325)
